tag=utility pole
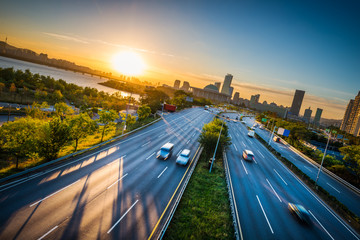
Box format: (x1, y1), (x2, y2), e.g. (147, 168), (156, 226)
(209, 120), (224, 173)
(315, 132), (331, 185)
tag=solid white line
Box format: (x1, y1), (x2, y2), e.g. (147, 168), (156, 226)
(241, 160), (248, 175)
(274, 169), (288, 185)
(257, 150), (264, 158)
(241, 141), (246, 147)
(38, 225), (58, 240)
(146, 152), (156, 160)
(234, 144), (238, 152)
(256, 195), (274, 234)
(30, 180), (80, 207)
(107, 173), (128, 189)
(141, 141), (151, 147)
(309, 210), (335, 240)
(107, 200), (139, 234)
(327, 182), (341, 193)
(157, 167), (168, 178)
(304, 166), (313, 173)
(266, 179), (282, 202)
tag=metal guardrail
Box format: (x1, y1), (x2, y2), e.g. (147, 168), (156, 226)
(0, 117), (162, 184)
(158, 146), (204, 239)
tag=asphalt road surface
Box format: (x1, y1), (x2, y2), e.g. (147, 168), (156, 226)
(0, 107), (214, 240)
(223, 112), (359, 240)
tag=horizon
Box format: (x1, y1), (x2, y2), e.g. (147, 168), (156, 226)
(1, 0), (360, 119)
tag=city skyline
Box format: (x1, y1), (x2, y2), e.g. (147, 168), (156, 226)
(1, 0), (360, 119)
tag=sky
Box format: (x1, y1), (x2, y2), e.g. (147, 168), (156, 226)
(1, 0), (359, 119)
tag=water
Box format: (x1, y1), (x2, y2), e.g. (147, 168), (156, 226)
(0, 56), (140, 100)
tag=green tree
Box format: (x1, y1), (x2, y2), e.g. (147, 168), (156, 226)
(120, 112), (136, 126)
(53, 90), (64, 102)
(340, 145), (360, 184)
(68, 113), (97, 152)
(137, 105), (151, 121)
(54, 102), (74, 120)
(26, 102), (49, 119)
(140, 88), (169, 113)
(0, 82), (5, 96)
(98, 109), (118, 142)
(10, 83), (16, 100)
(37, 117), (70, 161)
(0, 117), (43, 168)
(198, 118), (231, 160)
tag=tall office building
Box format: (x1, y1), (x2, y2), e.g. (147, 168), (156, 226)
(174, 80), (181, 89)
(229, 87), (234, 97)
(233, 92), (240, 101)
(342, 91), (360, 136)
(290, 90), (305, 116)
(214, 82), (221, 91)
(313, 108), (323, 126)
(303, 107), (312, 123)
(250, 94), (260, 105)
(181, 81), (190, 91)
(340, 99), (354, 131)
(221, 74), (233, 95)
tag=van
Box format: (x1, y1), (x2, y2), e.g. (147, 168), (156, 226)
(248, 130), (255, 137)
(157, 142), (174, 160)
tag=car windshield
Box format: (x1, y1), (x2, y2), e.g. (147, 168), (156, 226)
(180, 153), (189, 157)
(159, 149), (169, 155)
(247, 154), (254, 158)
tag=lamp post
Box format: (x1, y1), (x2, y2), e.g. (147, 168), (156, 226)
(315, 132), (331, 185)
(209, 120), (224, 173)
(269, 125), (277, 146)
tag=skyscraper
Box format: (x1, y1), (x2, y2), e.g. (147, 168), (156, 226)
(340, 99), (354, 131)
(304, 107), (312, 123)
(342, 91), (360, 136)
(313, 108), (323, 126)
(174, 79), (181, 89)
(214, 82), (221, 91)
(250, 94), (260, 105)
(221, 74), (233, 95)
(181, 81), (190, 91)
(290, 90), (305, 116)
(229, 87), (234, 97)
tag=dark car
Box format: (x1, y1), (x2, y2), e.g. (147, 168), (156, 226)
(288, 203), (311, 224)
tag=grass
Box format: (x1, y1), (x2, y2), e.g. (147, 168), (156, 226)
(164, 154), (235, 240)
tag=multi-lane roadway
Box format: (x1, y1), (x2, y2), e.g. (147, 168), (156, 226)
(223, 112), (359, 240)
(0, 107), (214, 240)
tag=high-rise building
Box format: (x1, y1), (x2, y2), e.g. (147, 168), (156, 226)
(340, 99), (354, 131)
(233, 92), (240, 101)
(181, 81), (190, 91)
(342, 91), (360, 136)
(174, 79), (181, 89)
(290, 90), (305, 116)
(303, 107), (312, 123)
(250, 94), (260, 105)
(221, 74), (233, 95)
(313, 108), (323, 126)
(229, 87), (234, 97)
(214, 82), (221, 91)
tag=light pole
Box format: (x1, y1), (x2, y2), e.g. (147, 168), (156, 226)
(315, 132), (331, 185)
(122, 92), (132, 135)
(209, 120), (224, 173)
(269, 125), (277, 146)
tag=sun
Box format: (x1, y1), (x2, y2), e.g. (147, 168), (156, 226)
(112, 51), (146, 76)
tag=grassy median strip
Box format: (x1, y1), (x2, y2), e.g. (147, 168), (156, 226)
(164, 154), (234, 240)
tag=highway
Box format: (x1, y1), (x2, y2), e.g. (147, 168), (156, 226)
(223, 112), (359, 240)
(0, 107), (214, 240)
(244, 116), (360, 217)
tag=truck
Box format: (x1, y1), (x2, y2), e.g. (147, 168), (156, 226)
(163, 104), (176, 112)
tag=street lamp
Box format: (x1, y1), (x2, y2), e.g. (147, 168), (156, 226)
(315, 132), (331, 185)
(268, 125), (277, 146)
(209, 119), (224, 173)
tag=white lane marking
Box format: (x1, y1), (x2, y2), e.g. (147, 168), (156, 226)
(234, 144), (238, 152)
(257, 151), (264, 158)
(253, 158), (258, 164)
(186, 139), (190, 144)
(241, 141), (246, 147)
(327, 182), (341, 193)
(177, 149), (183, 157)
(158, 133), (165, 138)
(107, 173), (128, 189)
(291, 156), (297, 161)
(256, 195), (274, 234)
(38, 225), (58, 240)
(157, 167), (168, 178)
(30, 180), (80, 207)
(146, 152), (156, 160)
(303, 166), (313, 173)
(192, 133), (196, 137)
(248, 140), (253, 145)
(274, 169), (288, 185)
(229, 134), (232, 139)
(309, 210), (334, 240)
(266, 179), (282, 202)
(241, 160), (248, 175)
(141, 141), (151, 147)
(107, 200), (139, 234)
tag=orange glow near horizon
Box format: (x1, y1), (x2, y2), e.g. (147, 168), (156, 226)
(112, 51), (146, 76)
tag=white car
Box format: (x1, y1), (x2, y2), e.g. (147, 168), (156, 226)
(176, 149), (191, 165)
(248, 130), (255, 137)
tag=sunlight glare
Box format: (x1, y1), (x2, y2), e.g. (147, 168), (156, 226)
(112, 51), (146, 76)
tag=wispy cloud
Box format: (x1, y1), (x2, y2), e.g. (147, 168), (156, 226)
(42, 32), (89, 44)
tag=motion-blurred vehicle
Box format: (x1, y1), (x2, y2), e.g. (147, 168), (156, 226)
(157, 142), (174, 160)
(242, 150), (255, 161)
(288, 203), (311, 224)
(273, 136), (280, 142)
(176, 149), (191, 165)
(248, 130), (255, 137)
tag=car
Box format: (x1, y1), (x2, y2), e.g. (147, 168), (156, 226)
(259, 125), (264, 129)
(241, 121), (246, 124)
(288, 203), (311, 224)
(273, 136), (280, 142)
(242, 150), (255, 161)
(157, 142), (174, 160)
(176, 149), (191, 165)
(248, 130), (255, 137)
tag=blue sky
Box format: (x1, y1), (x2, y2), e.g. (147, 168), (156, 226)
(1, 0), (359, 118)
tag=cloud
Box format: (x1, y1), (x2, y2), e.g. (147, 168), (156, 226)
(42, 32), (88, 44)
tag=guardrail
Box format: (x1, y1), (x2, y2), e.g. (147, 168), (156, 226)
(158, 146), (204, 239)
(0, 117), (162, 184)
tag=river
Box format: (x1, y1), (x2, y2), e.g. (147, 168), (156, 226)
(0, 56), (140, 100)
